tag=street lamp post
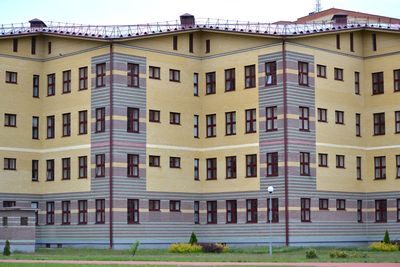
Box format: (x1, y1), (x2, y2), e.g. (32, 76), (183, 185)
(267, 186), (274, 256)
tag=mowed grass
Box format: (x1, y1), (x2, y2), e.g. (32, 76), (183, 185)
(0, 264), (311, 267)
(0, 246), (399, 263)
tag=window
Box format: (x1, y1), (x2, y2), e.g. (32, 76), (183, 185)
(317, 64), (326, 78)
(356, 113), (361, 137)
(373, 112), (385, 135)
(12, 38), (18, 52)
(267, 198), (279, 223)
(266, 106), (277, 131)
(301, 198), (311, 222)
(397, 199), (400, 221)
(96, 63), (106, 88)
(127, 154), (139, 177)
(4, 113), (16, 127)
(194, 158), (199, 180)
(396, 155), (400, 179)
(149, 155), (160, 167)
(265, 61), (277, 86)
(149, 110), (160, 123)
(298, 62), (309, 86)
(299, 107), (309, 131)
(46, 159), (54, 181)
(32, 117), (39, 140)
(96, 199), (105, 224)
(95, 154), (105, 177)
(193, 73), (199, 96)
(32, 160), (39, 181)
(78, 156), (87, 178)
(266, 152), (278, 177)
(226, 200), (237, 224)
(149, 66), (160, 79)
(173, 35), (178, 50)
(206, 114), (216, 137)
(95, 107), (105, 133)
(245, 109), (257, 133)
(205, 39), (210, 53)
(194, 201), (200, 224)
(207, 201), (217, 224)
(20, 217), (28, 226)
(372, 33), (377, 51)
(207, 158), (217, 180)
(246, 199), (258, 223)
(46, 202), (54, 225)
(169, 157), (181, 168)
(336, 34), (340, 49)
(245, 65), (256, 88)
(336, 155), (345, 168)
(3, 201), (15, 207)
(318, 153), (328, 167)
(335, 110), (344, 124)
(189, 33), (194, 53)
(372, 72), (384, 94)
(128, 199), (140, 224)
(79, 110), (88, 135)
(127, 63), (139, 87)
(79, 67), (88, 90)
(194, 115), (199, 138)
(356, 156), (362, 180)
(374, 156), (386, 180)
(78, 200), (88, 224)
(375, 199), (387, 223)
(319, 199), (328, 210)
(350, 32), (354, 52)
(62, 113), (71, 137)
(127, 107), (140, 133)
(355, 71), (360, 95)
(336, 199), (346, 210)
(317, 108), (327, 122)
(33, 75), (39, 97)
(225, 111), (236, 135)
(149, 200), (160, 211)
(62, 158), (71, 180)
(169, 69), (180, 82)
(334, 68), (343, 81)
(31, 36), (36, 54)
(246, 154), (257, 178)
(170, 112), (181, 125)
(394, 69), (400, 92)
(61, 201), (71, 225)
(47, 115), (55, 138)
(62, 70), (71, 93)
(357, 200), (363, 223)
(5, 71), (17, 84)
(225, 68), (235, 91)
(2, 217), (7, 226)
(395, 111), (400, 133)
(206, 72), (216, 94)
(4, 158), (16, 170)
(47, 73), (55, 96)
(170, 200), (181, 212)
(300, 152), (310, 176)
(226, 156), (237, 179)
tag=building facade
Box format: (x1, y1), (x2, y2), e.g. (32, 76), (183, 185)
(1, 11), (400, 250)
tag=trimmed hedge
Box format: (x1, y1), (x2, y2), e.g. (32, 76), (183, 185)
(168, 243), (202, 253)
(369, 242), (398, 252)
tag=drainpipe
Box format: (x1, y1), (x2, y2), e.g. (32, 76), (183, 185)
(282, 39), (289, 246)
(109, 42), (114, 249)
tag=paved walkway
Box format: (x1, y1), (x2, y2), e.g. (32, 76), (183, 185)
(1, 260), (400, 267)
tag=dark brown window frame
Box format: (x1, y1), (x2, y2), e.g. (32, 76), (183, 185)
(317, 108), (327, 122)
(32, 160), (39, 181)
(169, 157), (181, 168)
(356, 156), (362, 180)
(267, 198), (279, 223)
(12, 38), (18, 52)
(372, 33), (377, 51)
(194, 158), (200, 181)
(149, 110), (160, 123)
(207, 201), (217, 224)
(194, 201), (200, 224)
(319, 198), (329, 210)
(62, 70), (71, 94)
(78, 156), (87, 179)
(206, 158), (217, 180)
(149, 199), (160, 211)
(266, 152), (278, 177)
(301, 198), (311, 222)
(189, 33), (194, 53)
(96, 63), (106, 88)
(206, 114), (216, 138)
(46, 159), (54, 181)
(193, 72), (199, 96)
(245, 108), (257, 134)
(127, 107), (140, 133)
(372, 72), (384, 95)
(95, 107), (106, 133)
(127, 154), (139, 178)
(355, 71), (360, 95)
(127, 199), (140, 224)
(336, 155), (345, 169)
(265, 61), (277, 86)
(226, 156), (237, 179)
(396, 155), (400, 179)
(300, 152), (310, 176)
(95, 199), (106, 224)
(205, 39), (210, 53)
(246, 199), (258, 223)
(33, 74), (40, 97)
(32, 116), (39, 139)
(316, 64), (326, 78)
(149, 66), (160, 80)
(194, 114), (199, 138)
(47, 73), (55, 96)
(173, 35), (178, 50)
(299, 106), (310, 131)
(374, 156), (386, 180)
(350, 32), (354, 52)
(357, 200), (363, 223)
(169, 200), (181, 212)
(206, 72), (216, 95)
(4, 113), (16, 127)
(397, 199), (400, 221)
(336, 34), (341, 49)
(375, 199), (387, 223)
(225, 111), (236, 136)
(127, 63), (140, 88)
(298, 61), (309, 86)
(61, 200), (71, 225)
(79, 66), (88, 90)
(266, 106), (278, 132)
(149, 155), (160, 167)
(373, 112), (385, 135)
(4, 158), (16, 170)
(356, 113), (361, 137)
(226, 200), (237, 224)
(394, 69), (400, 92)
(78, 200), (88, 224)
(335, 110), (344, 124)
(395, 111), (400, 134)
(246, 154), (257, 178)
(245, 65), (256, 88)
(95, 154), (105, 178)
(31, 36), (36, 55)
(78, 110), (88, 135)
(5, 71), (17, 84)
(318, 153), (328, 167)
(170, 112), (181, 125)
(47, 115), (55, 139)
(336, 199), (346, 210)
(62, 113), (71, 137)
(225, 68), (235, 92)
(61, 157), (71, 180)
(46, 201), (54, 225)
(169, 69), (180, 82)
(334, 68), (344, 81)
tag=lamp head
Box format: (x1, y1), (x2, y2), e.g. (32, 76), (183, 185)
(267, 186), (274, 194)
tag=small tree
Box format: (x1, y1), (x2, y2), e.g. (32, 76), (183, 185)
(189, 232), (198, 245)
(383, 230), (391, 244)
(3, 240), (11, 256)
(129, 241), (140, 256)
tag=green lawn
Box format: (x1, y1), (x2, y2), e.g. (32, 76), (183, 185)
(0, 265), (311, 267)
(0, 246), (399, 263)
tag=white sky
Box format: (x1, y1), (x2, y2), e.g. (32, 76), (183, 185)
(0, 0), (399, 25)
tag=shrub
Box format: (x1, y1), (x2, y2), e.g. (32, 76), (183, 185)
(199, 243), (228, 253)
(3, 240), (10, 256)
(329, 250), (348, 258)
(168, 243), (202, 253)
(189, 232), (198, 245)
(129, 241), (140, 256)
(369, 242), (398, 252)
(383, 230), (391, 244)
(305, 248), (317, 259)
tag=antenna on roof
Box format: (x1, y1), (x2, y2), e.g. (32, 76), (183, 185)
(315, 0), (322, 12)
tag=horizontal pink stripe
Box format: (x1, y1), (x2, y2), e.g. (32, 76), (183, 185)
(113, 140), (146, 148)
